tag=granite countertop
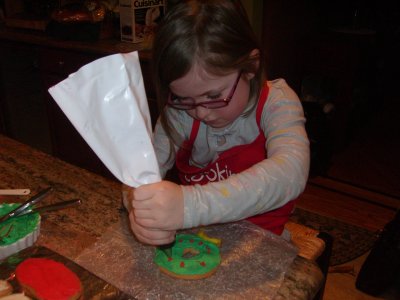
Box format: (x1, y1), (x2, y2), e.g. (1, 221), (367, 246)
(0, 135), (122, 258)
(0, 135), (323, 299)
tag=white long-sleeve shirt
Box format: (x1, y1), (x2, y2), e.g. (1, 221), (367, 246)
(153, 79), (310, 229)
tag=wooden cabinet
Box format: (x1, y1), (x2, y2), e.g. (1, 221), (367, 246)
(0, 41), (52, 153)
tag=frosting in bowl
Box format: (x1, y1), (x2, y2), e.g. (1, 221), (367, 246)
(0, 203), (40, 260)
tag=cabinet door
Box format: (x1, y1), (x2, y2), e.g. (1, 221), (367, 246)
(0, 41), (52, 153)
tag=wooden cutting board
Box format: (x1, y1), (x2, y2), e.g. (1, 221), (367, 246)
(0, 246), (134, 299)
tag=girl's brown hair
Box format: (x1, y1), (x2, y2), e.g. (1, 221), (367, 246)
(152, 0), (266, 148)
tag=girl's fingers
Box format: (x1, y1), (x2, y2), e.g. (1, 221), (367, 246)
(134, 231), (175, 245)
(135, 217), (158, 228)
(129, 212), (175, 245)
(133, 209), (171, 229)
(131, 200), (151, 210)
(133, 183), (155, 201)
(133, 208), (156, 220)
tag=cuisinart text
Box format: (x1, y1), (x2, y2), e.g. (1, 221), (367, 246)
(134, 0), (164, 7)
(119, 0), (166, 43)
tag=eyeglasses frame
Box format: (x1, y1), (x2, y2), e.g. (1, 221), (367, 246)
(167, 71), (242, 110)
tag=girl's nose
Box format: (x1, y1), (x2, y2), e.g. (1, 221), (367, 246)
(194, 106), (210, 120)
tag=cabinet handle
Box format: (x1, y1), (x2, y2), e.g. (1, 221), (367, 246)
(58, 61), (65, 67)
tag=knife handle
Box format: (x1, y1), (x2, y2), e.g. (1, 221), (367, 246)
(22, 199), (82, 215)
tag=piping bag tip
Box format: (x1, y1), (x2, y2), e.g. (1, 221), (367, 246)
(158, 240), (175, 257)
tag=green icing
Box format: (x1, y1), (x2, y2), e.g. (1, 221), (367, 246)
(154, 234), (221, 276)
(0, 203), (40, 246)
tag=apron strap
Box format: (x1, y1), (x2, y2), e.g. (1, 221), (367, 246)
(188, 119), (201, 145)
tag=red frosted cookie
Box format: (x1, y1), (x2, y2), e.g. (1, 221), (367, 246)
(15, 258), (82, 300)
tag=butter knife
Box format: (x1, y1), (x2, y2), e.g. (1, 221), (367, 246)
(17, 199), (82, 217)
(0, 187), (52, 223)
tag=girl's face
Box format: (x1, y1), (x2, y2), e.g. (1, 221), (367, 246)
(169, 65), (251, 129)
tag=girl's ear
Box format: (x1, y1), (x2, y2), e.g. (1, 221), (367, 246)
(244, 49), (260, 80)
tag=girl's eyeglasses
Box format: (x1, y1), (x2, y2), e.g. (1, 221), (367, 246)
(167, 72), (242, 110)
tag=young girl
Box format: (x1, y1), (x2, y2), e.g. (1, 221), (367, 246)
(126, 0), (310, 246)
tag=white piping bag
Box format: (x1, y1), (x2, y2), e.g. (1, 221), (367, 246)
(48, 51), (161, 187)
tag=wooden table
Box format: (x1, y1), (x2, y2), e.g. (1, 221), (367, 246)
(0, 135), (323, 299)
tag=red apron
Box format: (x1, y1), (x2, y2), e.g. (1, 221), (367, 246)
(175, 82), (295, 235)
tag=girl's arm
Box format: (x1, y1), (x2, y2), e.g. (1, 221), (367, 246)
(181, 79), (310, 229)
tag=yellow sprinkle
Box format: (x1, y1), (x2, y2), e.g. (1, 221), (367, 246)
(273, 157), (286, 165)
(274, 129), (289, 135)
(219, 187), (230, 197)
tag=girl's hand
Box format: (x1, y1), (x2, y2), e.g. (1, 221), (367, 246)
(131, 180), (184, 231)
(121, 183), (134, 211)
(129, 210), (176, 245)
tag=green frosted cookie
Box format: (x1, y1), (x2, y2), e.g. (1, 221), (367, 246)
(154, 233), (221, 280)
